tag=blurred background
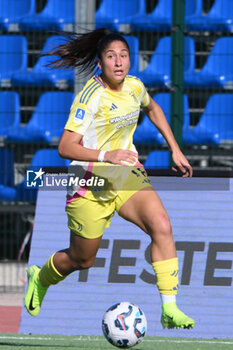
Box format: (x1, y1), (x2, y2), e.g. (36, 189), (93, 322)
(0, 0), (233, 294)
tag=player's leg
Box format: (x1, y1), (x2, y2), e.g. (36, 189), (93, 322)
(25, 233), (102, 316)
(117, 186), (195, 329)
(25, 196), (115, 316)
(43, 231), (103, 276)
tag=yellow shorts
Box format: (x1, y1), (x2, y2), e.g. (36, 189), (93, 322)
(66, 166), (153, 239)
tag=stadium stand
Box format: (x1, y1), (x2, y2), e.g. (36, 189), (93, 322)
(97, 0), (204, 33)
(133, 93), (190, 145)
(183, 94), (233, 145)
(137, 36), (171, 88)
(131, 0), (173, 32)
(184, 0), (203, 29)
(95, 0), (146, 31)
(0, 149), (70, 202)
(0, 149), (14, 187)
(0, 0), (36, 31)
(0, 35), (27, 88)
(19, 0), (75, 31)
(0, 91), (20, 139)
(144, 150), (170, 169)
(124, 36), (139, 76)
(184, 37), (233, 89)
(186, 0), (233, 33)
(12, 35), (75, 89)
(137, 36), (195, 88)
(6, 92), (75, 143)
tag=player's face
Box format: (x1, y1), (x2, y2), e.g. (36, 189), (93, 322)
(98, 40), (130, 89)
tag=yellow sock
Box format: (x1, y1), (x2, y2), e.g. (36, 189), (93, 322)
(152, 257), (179, 295)
(39, 253), (66, 287)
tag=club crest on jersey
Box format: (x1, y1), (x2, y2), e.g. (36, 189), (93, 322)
(129, 91), (138, 103)
(74, 108), (85, 123)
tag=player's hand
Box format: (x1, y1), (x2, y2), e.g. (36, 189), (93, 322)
(171, 150), (193, 178)
(104, 149), (138, 165)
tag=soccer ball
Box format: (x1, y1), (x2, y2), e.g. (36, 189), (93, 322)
(102, 301), (147, 348)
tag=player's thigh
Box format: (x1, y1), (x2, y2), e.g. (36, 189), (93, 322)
(66, 196), (115, 263)
(66, 195), (115, 239)
(117, 187), (171, 235)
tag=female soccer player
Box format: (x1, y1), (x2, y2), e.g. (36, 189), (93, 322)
(25, 28), (195, 329)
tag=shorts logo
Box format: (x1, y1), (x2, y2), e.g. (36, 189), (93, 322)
(74, 108), (85, 123)
(77, 222), (83, 232)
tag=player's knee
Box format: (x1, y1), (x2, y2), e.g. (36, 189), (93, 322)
(70, 255), (95, 270)
(78, 257), (95, 270)
(147, 213), (172, 241)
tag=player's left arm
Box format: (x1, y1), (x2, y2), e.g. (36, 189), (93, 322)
(143, 96), (193, 177)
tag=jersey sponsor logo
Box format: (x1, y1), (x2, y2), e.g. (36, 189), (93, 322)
(109, 103), (118, 111)
(74, 108), (85, 123)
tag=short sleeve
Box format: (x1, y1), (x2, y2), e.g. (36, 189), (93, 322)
(140, 81), (150, 108)
(64, 92), (99, 135)
(128, 75), (150, 108)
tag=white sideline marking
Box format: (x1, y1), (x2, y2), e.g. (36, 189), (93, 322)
(0, 335), (233, 345)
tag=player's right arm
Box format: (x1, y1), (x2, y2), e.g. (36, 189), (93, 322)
(59, 129), (100, 162)
(58, 129), (137, 165)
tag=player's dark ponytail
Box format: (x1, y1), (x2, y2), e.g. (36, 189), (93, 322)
(42, 28), (130, 75)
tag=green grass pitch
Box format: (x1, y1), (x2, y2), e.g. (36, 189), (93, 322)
(0, 334), (233, 350)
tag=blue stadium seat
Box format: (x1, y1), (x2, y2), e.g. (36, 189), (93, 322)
(0, 149), (70, 202)
(124, 36), (139, 76)
(133, 93), (190, 145)
(0, 35), (28, 88)
(131, 0), (202, 32)
(7, 92), (75, 143)
(19, 0), (74, 31)
(184, 0), (203, 25)
(137, 36), (195, 88)
(0, 92), (20, 139)
(12, 36), (75, 89)
(144, 150), (170, 169)
(0, 0), (36, 31)
(131, 0), (172, 32)
(29, 149), (70, 167)
(186, 0), (233, 32)
(184, 37), (233, 89)
(95, 0), (146, 31)
(183, 94), (233, 145)
(0, 149), (14, 187)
